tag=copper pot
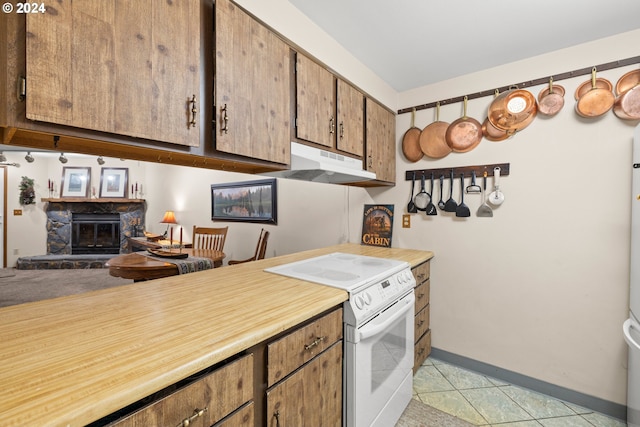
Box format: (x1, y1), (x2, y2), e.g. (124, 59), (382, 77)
(482, 90), (512, 141)
(401, 108), (423, 162)
(575, 68), (615, 118)
(487, 87), (537, 132)
(420, 102), (452, 158)
(445, 96), (483, 153)
(537, 78), (565, 117)
(613, 69), (640, 120)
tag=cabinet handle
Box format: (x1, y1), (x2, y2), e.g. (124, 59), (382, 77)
(176, 407), (207, 427)
(220, 104), (229, 134)
(304, 335), (326, 351)
(274, 410), (281, 427)
(417, 293), (425, 299)
(339, 122), (344, 139)
(189, 94), (197, 128)
(417, 320), (425, 327)
(329, 116), (335, 135)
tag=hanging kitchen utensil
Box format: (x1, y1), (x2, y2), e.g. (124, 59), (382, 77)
(488, 167), (505, 206)
(537, 77), (565, 117)
(574, 71), (612, 100)
(455, 174), (471, 218)
(575, 67), (615, 118)
(445, 96), (483, 153)
(466, 170), (482, 193)
(407, 171), (418, 213)
(402, 108), (423, 162)
(438, 175), (446, 210)
(443, 169), (458, 212)
(425, 173), (437, 216)
(613, 69), (640, 120)
(482, 91), (513, 142)
(487, 86), (538, 132)
(420, 102), (452, 158)
(413, 174), (430, 211)
(477, 171), (493, 217)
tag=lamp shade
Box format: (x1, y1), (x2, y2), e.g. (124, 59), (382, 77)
(160, 210), (178, 224)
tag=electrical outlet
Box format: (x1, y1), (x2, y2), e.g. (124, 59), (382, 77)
(13, 249), (19, 255)
(13, 209), (22, 216)
(402, 214), (410, 228)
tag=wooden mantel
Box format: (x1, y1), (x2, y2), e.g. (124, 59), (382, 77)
(41, 198), (145, 203)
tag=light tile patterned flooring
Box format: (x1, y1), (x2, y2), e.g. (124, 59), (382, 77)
(413, 357), (628, 426)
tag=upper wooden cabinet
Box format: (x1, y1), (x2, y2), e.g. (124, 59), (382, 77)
(295, 53), (364, 157)
(366, 98), (396, 183)
(215, 0), (291, 165)
(25, 1), (200, 147)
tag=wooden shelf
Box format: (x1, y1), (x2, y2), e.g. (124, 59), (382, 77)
(41, 198), (145, 203)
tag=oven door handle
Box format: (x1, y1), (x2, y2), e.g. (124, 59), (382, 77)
(358, 293), (415, 341)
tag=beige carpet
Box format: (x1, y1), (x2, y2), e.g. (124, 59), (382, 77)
(0, 268), (133, 308)
(396, 398), (475, 427)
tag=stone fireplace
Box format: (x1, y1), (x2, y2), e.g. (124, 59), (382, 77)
(45, 199), (146, 255)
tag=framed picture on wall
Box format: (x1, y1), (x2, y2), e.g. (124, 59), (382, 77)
(61, 167), (91, 198)
(99, 167), (129, 198)
(211, 178), (277, 224)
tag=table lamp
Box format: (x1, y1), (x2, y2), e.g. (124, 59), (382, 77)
(160, 210), (178, 238)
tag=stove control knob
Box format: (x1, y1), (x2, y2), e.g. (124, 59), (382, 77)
(354, 295), (365, 310)
(363, 292), (372, 305)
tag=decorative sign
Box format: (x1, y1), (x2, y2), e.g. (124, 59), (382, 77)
(361, 204), (394, 247)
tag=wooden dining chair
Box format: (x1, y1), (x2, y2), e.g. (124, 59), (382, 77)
(228, 229), (270, 265)
(192, 226), (228, 251)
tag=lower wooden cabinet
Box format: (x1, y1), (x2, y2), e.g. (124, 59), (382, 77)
(413, 261), (431, 372)
(108, 354), (253, 427)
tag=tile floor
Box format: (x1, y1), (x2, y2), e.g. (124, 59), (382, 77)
(413, 357), (628, 427)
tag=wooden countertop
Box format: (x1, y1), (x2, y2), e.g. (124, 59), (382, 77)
(0, 243), (433, 426)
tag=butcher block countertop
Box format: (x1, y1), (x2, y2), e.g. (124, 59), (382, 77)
(0, 243), (433, 427)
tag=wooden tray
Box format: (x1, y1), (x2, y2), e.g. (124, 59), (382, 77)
(146, 248), (188, 259)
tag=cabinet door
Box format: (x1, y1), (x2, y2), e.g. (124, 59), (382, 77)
(295, 53), (335, 148)
(266, 342), (342, 427)
(337, 79), (364, 156)
(366, 98), (396, 183)
(215, 0), (291, 164)
(25, 0), (200, 147)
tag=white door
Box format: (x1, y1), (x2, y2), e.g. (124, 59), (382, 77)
(632, 124), (640, 321)
(0, 166), (5, 268)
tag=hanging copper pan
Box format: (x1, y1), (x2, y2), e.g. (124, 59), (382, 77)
(420, 102), (452, 158)
(613, 69), (640, 120)
(575, 68), (615, 118)
(482, 90), (512, 142)
(401, 108), (423, 162)
(537, 77), (565, 117)
(445, 96), (483, 153)
(487, 86), (537, 132)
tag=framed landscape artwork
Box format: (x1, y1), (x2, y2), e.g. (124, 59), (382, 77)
(99, 167), (129, 198)
(61, 167), (91, 198)
(211, 178), (277, 224)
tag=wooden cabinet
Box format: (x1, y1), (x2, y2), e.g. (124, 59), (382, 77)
(412, 261), (431, 372)
(266, 308), (343, 426)
(215, 0), (291, 164)
(366, 97), (396, 184)
(109, 354), (254, 427)
(25, 0), (200, 147)
(296, 53), (364, 157)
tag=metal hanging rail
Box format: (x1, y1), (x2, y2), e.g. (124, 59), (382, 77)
(397, 55), (640, 115)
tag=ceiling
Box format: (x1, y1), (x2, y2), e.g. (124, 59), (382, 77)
(288, 0), (640, 92)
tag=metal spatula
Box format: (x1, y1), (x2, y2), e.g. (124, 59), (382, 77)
(477, 172), (493, 217)
(443, 169), (458, 212)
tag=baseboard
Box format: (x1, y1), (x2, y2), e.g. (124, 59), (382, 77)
(430, 347), (627, 422)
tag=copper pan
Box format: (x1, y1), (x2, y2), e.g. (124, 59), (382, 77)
(575, 68), (615, 118)
(482, 90), (512, 141)
(537, 77), (565, 117)
(445, 96), (483, 153)
(487, 86), (537, 132)
(613, 69), (640, 120)
(420, 102), (452, 158)
(401, 108), (423, 162)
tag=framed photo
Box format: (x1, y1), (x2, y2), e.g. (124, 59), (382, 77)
(99, 167), (129, 198)
(61, 167), (91, 198)
(211, 178), (277, 224)
(361, 204), (394, 247)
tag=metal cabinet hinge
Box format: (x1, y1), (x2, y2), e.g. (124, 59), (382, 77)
(17, 76), (26, 101)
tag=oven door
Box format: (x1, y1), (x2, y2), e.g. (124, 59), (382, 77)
(344, 290), (415, 427)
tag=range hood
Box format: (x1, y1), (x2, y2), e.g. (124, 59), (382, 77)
(262, 142), (376, 184)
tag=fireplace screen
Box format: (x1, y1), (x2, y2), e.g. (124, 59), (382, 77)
(72, 213), (121, 254)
